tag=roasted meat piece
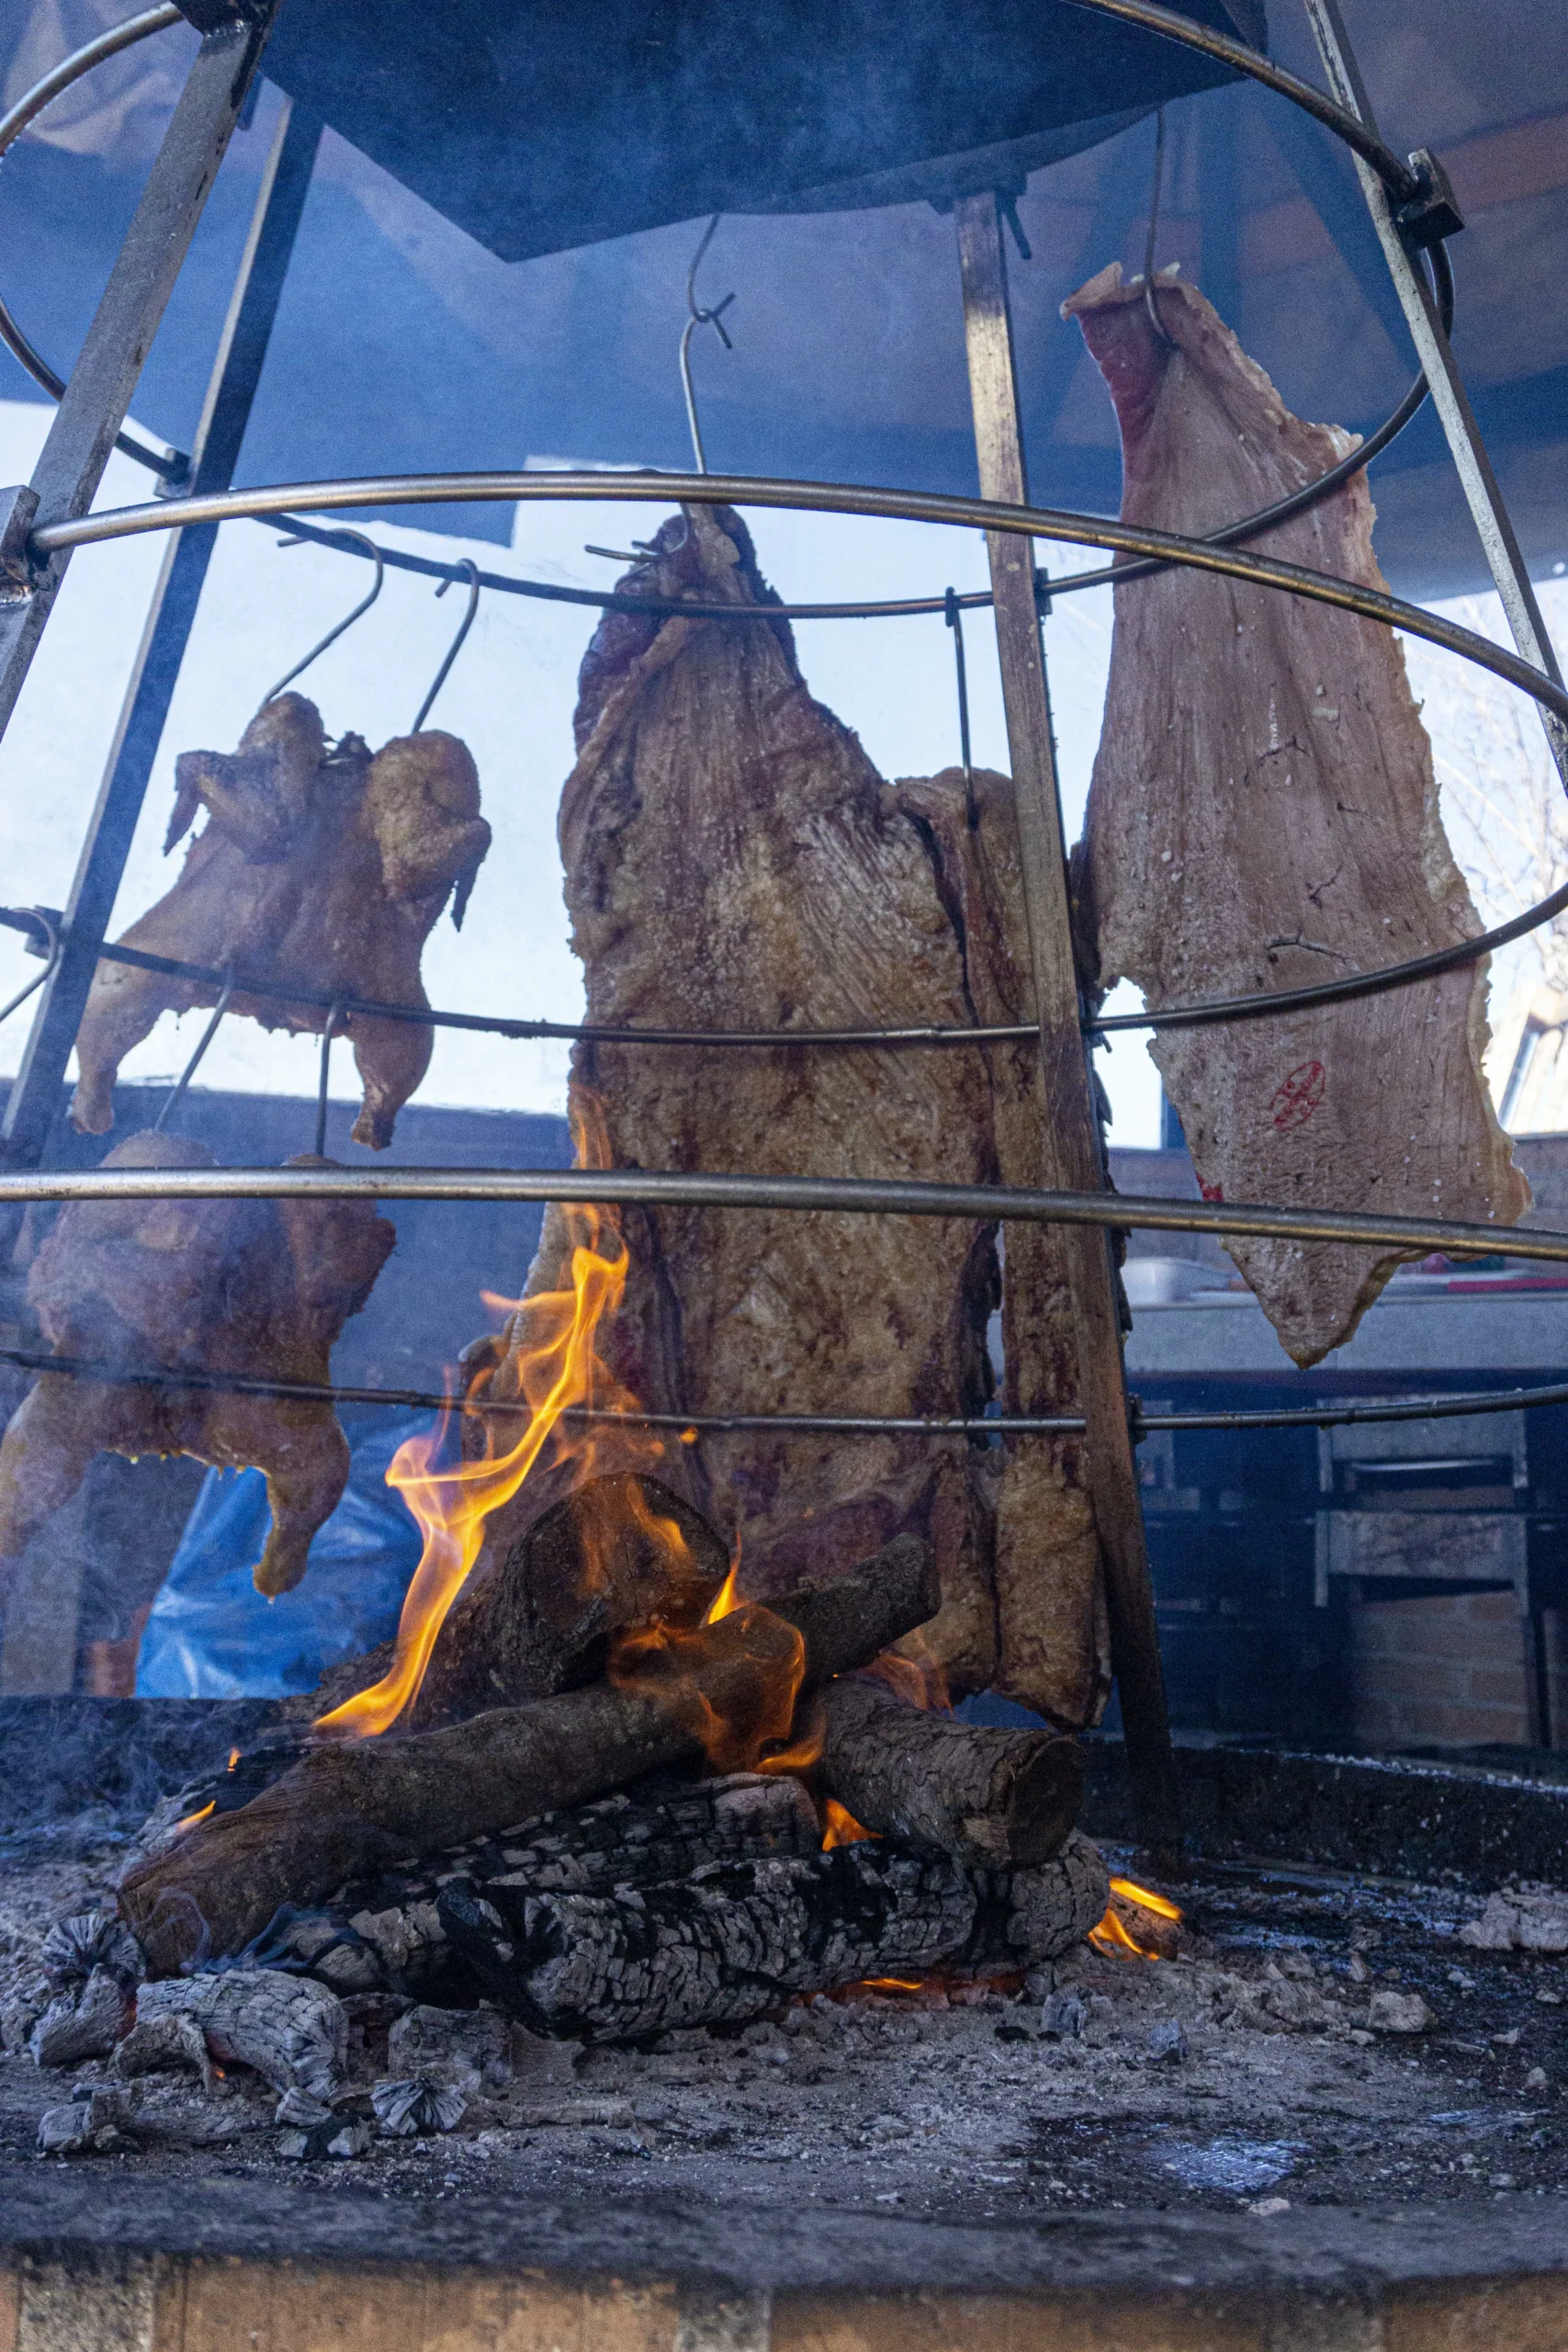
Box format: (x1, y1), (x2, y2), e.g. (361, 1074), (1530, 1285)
(70, 694), (491, 1149)
(468, 503), (1108, 1725)
(0, 1132), (394, 1601)
(1065, 262), (1527, 1364)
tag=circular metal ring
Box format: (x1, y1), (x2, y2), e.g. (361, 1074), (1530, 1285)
(32, 471), (1568, 734)
(0, 1161), (1559, 1272)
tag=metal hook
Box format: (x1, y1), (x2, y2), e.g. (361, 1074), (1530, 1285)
(262, 530), (386, 704)
(0, 910), (61, 1032)
(1142, 108), (1177, 349)
(679, 212), (736, 475)
(153, 967), (234, 1132)
(944, 589), (977, 831)
(313, 999), (344, 1158)
(412, 558), (479, 733)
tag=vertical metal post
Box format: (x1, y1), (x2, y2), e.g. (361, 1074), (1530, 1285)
(1302, 0), (1568, 786)
(954, 191), (1180, 1864)
(0, 92), (318, 1177)
(0, 6), (276, 748)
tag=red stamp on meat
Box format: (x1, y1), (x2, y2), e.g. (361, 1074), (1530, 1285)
(1271, 1059), (1325, 1132)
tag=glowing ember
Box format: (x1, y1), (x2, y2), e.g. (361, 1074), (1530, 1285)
(1089, 1875), (1184, 1960)
(316, 1090), (671, 1740)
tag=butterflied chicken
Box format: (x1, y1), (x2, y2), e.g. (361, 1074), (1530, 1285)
(0, 1132), (394, 1601)
(1065, 263), (1527, 1365)
(468, 503), (1109, 1725)
(71, 694), (491, 1149)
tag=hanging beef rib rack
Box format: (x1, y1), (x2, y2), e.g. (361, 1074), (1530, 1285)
(0, 0), (1565, 1874)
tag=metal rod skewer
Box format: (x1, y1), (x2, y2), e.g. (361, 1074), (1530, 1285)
(152, 968), (234, 1132)
(5, 1339), (1566, 1441)
(954, 187), (1179, 1865)
(313, 1001), (344, 1158)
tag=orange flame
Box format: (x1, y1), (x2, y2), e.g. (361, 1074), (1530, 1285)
(174, 1799), (216, 1836)
(316, 1090), (658, 1740)
(822, 1799), (875, 1849)
(1089, 1875), (1184, 1960)
(861, 1628), (952, 1715)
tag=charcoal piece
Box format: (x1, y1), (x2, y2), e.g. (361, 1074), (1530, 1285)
(818, 1676), (1084, 1867)
(131, 1969), (346, 2099)
(41, 1912), (143, 1989)
(1064, 261), (1526, 1365)
(372, 2075), (467, 2136)
(119, 1538), (936, 1973)
(1040, 1988), (1088, 2041)
(1148, 2018), (1188, 2063)
(28, 1965), (130, 2070)
(37, 2085), (141, 2156)
(386, 2004), (513, 2089)
(438, 1842), (981, 2041)
(987, 1832), (1111, 1966)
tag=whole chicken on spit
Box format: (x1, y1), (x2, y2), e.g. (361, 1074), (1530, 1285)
(70, 693), (491, 1149)
(0, 1131), (395, 1601)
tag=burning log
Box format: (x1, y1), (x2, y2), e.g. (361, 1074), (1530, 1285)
(818, 1677), (1084, 1869)
(244, 1774), (822, 1997)
(437, 1828), (1109, 2041)
(306, 1472), (728, 1730)
(118, 1535), (939, 1973)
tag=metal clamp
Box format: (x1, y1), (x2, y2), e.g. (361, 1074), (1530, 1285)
(0, 486), (39, 599)
(1395, 148), (1465, 251)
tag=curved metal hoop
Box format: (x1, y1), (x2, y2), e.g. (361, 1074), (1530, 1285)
(0, 2), (186, 481)
(31, 470), (1568, 731)
(0, 1160), (1561, 1275)
(5, 1339), (1567, 1442)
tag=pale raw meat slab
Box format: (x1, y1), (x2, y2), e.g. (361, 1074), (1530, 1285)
(1064, 262), (1527, 1365)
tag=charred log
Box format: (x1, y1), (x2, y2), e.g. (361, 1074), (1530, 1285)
(119, 1535), (938, 1973)
(128, 1970), (347, 2099)
(818, 1677), (1084, 1868)
(242, 1774), (822, 1998)
(437, 1828), (1107, 2041)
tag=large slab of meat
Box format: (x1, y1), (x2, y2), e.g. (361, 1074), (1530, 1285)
(71, 694), (491, 1149)
(0, 1131), (393, 1602)
(1064, 262), (1527, 1364)
(469, 503), (1109, 1727)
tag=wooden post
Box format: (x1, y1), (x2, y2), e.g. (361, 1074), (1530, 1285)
(953, 191), (1180, 1865)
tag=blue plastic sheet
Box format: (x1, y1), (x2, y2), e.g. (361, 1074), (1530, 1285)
(136, 1411), (432, 1699)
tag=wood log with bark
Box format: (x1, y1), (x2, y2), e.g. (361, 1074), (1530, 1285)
(118, 1535), (938, 1973)
(301, 1471), (728, 1731)
(818, 1675), (1085, 1868)
(437, 1827), (1109, 2041)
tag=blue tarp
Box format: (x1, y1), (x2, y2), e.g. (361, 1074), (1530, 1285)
(136, 1410), (431, 1699)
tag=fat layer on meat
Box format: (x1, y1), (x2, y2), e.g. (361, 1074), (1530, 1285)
(1064, 262), (1527, 1365)
(70, 695), (491, 1150)
(470, 503), (1108, 1724)
(0, 1132), (393, 1601)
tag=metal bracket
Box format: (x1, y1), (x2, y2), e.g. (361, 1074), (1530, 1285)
(0, 488), (39, 600)
(1394, 148), (1464, 250)
(175, 0), (269, 27)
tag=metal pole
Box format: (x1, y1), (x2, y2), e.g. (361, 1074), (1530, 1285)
(0, 90), (317, 1179)
(0, 6), (276, 747)
(953, 190), (1180, 1865)
(1301, 0), (1568, 785)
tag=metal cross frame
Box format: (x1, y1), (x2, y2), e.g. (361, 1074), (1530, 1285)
(0, 0), (1561, 1850)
